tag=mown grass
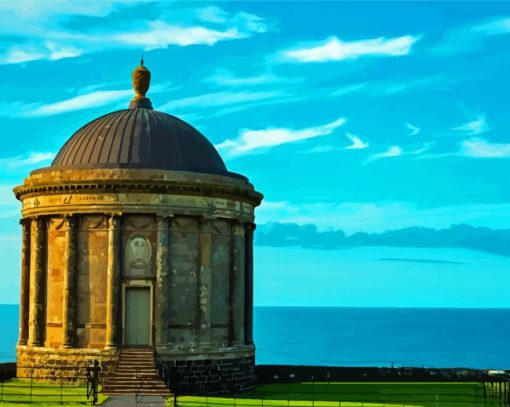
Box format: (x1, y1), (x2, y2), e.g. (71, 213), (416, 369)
(0, 378), (109, 406)
(173, 382), (504, 407)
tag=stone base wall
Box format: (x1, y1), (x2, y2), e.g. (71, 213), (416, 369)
(16, 345), (116, 383)
(164, 355), (255, 395)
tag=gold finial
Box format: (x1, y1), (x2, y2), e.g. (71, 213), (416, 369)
(129, 57), (152, 109)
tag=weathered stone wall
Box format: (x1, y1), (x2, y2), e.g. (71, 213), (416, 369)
(16, 346), (114, 382)
(77, 215), (108, 348)
(45, 217), (65, 348)
(15, 167), (261, 390)
(210, 220), (231, 346)
(165, 355), (255, 395)
(232, 224), (245, 345)
(168, 216), (200, 348)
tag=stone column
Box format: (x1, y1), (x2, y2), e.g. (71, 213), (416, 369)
(228, 221), (245, 345)
(29, 217), (47, 347)
(228, 221), (235, 345)
(198, 219), (212, 347)
(244, 222), (255, 345)
(18, 218), (31, 346)
(105, 215), (121, 349)
(62, 215), (78, 348)
(155, 216), (170, 346)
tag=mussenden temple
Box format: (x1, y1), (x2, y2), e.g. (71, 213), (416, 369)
(13, 61), (263, 395)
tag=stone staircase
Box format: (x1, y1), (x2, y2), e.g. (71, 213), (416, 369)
(103, 348), (172, 396)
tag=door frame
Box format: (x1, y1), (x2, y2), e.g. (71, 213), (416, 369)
(122, 279), (154, 346)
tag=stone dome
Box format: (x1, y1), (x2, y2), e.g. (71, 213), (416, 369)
(51, 108), (236, 177)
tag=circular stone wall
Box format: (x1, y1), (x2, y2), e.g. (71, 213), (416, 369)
(15, 167), (262, 394)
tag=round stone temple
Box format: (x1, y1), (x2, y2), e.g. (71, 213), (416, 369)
(14, 61), (263, 396)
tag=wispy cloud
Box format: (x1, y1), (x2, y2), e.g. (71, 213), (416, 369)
(0, 4), (268, 64)
(203, 68), (302, 87)
(2, 82), (175, 118)
(365, 143), (433, 164)
(452, 114), (490, 136)
(330, 74), (455, 98)
(434, 16), (510, 55)
(365, 145), (403, 164)
(344, 133), (369, 150)
(25, 89), (132, 117)
(460, 137), (510, 158)
(405, 122), (421, 136)
(159, 90), (285, 113)
(281, 34), (420, 63)
(0, 152), (55, 170)
(216, 117), (346, 155)
(114, 21), (255, 49)
(301, 144), (337, 154)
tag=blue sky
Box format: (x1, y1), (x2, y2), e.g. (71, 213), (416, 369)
(1, 1), (510, 305)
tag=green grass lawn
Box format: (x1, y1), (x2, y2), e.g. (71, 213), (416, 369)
(0, 378), (109, 406)
(174, 382), (506, 407)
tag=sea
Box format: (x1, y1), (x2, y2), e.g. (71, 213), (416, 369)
(1, 305), (509, 369)
(1, 245), (509, 369)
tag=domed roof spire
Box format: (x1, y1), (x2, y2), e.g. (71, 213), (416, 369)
(129, 56), (153, 109)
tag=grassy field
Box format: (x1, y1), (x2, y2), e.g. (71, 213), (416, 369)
(174, 382), (505, 407)
(0, 378), (109, 406)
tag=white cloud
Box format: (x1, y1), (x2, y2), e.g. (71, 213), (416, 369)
(0, 152), (56, 169)
(472, 17), (510, 35)
(301, 144), (336, 154)
(0, 4), (268, 64)
(365, 143), (433, 164)
(196, 6), (229, 24)
(159, 90), (285, 112)
(2, 42), (83, 64)
(114, 21), (244, 49)
(331, 74), (454, 98)
(23, 89), (132, 117)
(365, 145), (403, 163)
(452, 115), (490, 136)
(434, 17), (510, 55)
(405, 122), (421, 136)
(344, 133), (369, 150)
(460, 137), (510, 158)
(216, 117), (346, 155)
(282, 34), (420, 63)
(256, 200), (510, 234)
(204, 68), (302, 87)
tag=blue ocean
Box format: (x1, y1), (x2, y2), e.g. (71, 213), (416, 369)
(1, 305), (509, 369)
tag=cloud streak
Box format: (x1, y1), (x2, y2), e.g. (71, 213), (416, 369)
(281, 34), (420, 63)
(344, 133), (369, 150)
(452, 115), (490, 136)
(405, 122), (421, 136)
(0, 4), (268, 64)
(216, 117), (346, 155)
(460, 137), (510, 158)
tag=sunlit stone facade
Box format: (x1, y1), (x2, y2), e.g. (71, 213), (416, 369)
(15, 62), (262, 394)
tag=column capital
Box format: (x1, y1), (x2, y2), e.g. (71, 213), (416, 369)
(243, 222), (256, 232)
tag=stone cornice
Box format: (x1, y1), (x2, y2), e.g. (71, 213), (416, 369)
(14, 168), (263, 206)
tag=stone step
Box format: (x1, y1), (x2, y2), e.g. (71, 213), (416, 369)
(105, 384), (170, 391)
(109, 371), (158, 378)
(105, 390), (172, 396)
(120, 349), (153, 354)
(105, 383), (169, 389)
(107, 377), (164, 383)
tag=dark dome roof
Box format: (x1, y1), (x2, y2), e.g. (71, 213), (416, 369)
(51, 108), (235, 177)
